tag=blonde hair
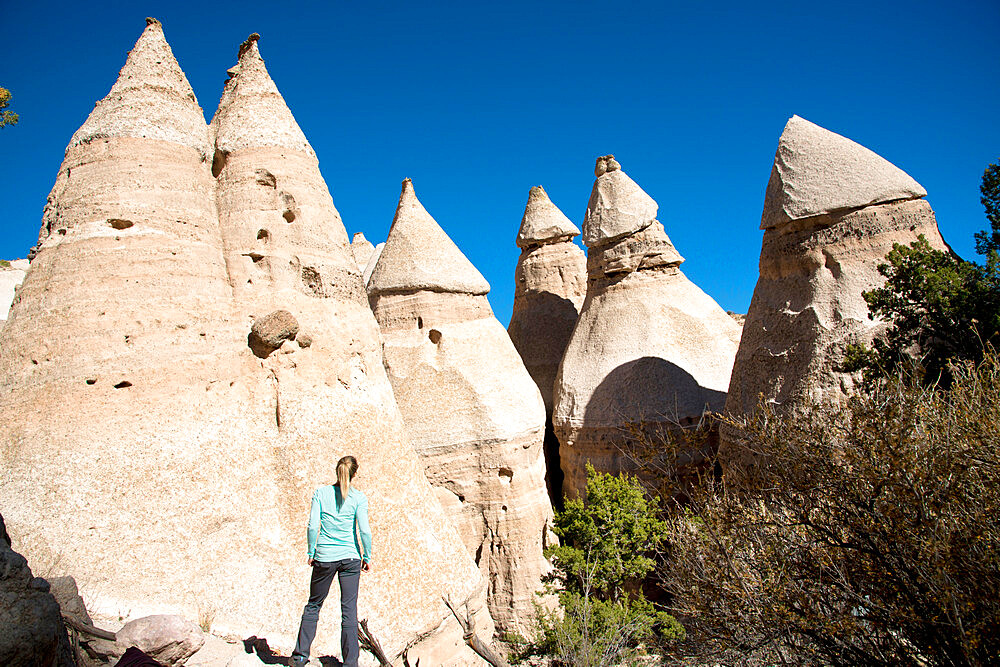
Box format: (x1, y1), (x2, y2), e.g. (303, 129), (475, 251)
(336, 455), (359, 505)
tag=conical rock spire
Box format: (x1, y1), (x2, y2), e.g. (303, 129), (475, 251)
(211, 34), (314, 156)
(582, 155), (659, 247)
(761, 115), (927, 229)
(69, 18), (210, 159)
(368, 179), (490, 295)
(517, 186), (580, 248)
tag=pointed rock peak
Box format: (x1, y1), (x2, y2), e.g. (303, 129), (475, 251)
(761, 115), (927, 229)
(352, 232), (371, 246)
(351, 232), (376, 270)
(368, 179), (491, 296)
(211, 32), (314, 157)
(582, 157), (659, 248)
(67, 18), (210, 158)
(517, 186), (580, 248)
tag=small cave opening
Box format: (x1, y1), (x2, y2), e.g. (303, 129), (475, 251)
(417, 317), (423, 329)
(428, 329), (442, 344)
(282, 209), (296, 223)
(498, 467), (514, 484)
(257, 229), (270, 243)
(211, 150), (229, 178)
(113, 380), (133, 389)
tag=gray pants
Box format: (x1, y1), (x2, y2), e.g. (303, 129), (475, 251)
(292, 558), (362, 666)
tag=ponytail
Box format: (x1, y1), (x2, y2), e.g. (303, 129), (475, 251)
(336, 455), (359, 507)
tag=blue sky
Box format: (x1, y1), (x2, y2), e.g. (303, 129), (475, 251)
(1, 1), (997, 325)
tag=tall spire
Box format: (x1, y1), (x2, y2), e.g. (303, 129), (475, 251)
(68, 18), (210, 159)
(761, 115), (927, 229)
(211, 33), (314, 156)
(368, 179), (491, 295)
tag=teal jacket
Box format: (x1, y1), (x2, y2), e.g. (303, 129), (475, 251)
(306, 485), (372, 563)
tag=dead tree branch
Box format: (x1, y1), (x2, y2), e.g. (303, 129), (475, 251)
(442, 596), (510, 667)
(61, 614), (116, 641)
(358, 618), (392, 666)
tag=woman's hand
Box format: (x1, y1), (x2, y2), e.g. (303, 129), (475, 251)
(308, 557), (314, 566)
(362, 561), (372, 573)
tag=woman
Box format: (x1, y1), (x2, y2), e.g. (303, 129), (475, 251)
(290, 455), (372, 667)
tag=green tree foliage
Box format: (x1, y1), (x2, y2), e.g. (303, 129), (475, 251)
(0, 87), (18, 128)
(975, 161), (1000, 255)
(512, 464), (682, 666)
(662, 355), (1000, 666)
(844, 161), (1000, 385)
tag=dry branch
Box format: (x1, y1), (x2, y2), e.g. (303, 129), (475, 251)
(442, 596), (510, 667)
(358, 618), (392, 666)
(62, 613), (116, 641)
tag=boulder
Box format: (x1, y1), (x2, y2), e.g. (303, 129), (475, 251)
(553, 159), (742, 496)
(369, 179), (554, 633)
(47, 575), (93, 627)
(115, 615), (204, 666)
(248, 309), (298, 357)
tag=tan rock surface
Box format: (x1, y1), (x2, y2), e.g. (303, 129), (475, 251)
(762, 115), (927, 229)
(1, 23), (490, 666)
(508, 187), (587, 501)
(724, 120), (947, 471)
(370, 180), (554, 633)
(554, 161), (742, 496)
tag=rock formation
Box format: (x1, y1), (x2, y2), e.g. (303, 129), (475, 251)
(507, 186), (587, 502)
(368, 179), (554, 633)
(0, 258), (28, 324)
(553, 156), (743, 496)
(0, 22), (490, 664)
(722, 116), (948, 473)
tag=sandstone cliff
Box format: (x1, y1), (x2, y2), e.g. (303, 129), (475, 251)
(0, 22), (491, 665)
(369, 179), (554, 633)
(507, 186), (587, 502)
(553, 156), (743, 496)
(722, 116), (948, 477)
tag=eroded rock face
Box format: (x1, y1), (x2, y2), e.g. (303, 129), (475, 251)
(350, 232), (376, 272)
(508, 186), (587, 501)
(369, 179), (553, 633)
(553, 157), (742, 496)
(722, 117), (948, 477)
(1, 23), (490, 665)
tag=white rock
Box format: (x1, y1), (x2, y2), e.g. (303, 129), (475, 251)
(761, 115), (927, 229)
(115, 615), (205, 666)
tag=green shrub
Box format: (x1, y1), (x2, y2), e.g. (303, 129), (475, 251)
(514, 464), (683, 665)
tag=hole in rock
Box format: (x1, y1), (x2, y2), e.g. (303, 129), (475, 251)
(474, 542), (484, 566)
(113, 381), (132, 389)
(254, 169), (276, 188)
(417, 317), (423, 329)
(282, 209), (296, 223)
(211, 150), (229, 178)
(428, 329), (442, 344)
(85, 378), (96, 385)
(256, 229), (270, 243)
(107, 218), (133, 230)
(501, 505), (508, 512)
(499, 467), (514, 483)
